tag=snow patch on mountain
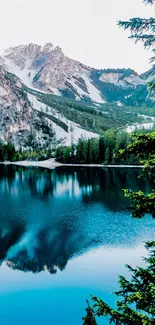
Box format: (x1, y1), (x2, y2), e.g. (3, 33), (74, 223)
(81, 74), (105, 103)
(2, 56), (61, 96)
(46, 87), (62, 96)
(28, 93), (98, 145)
(67, 78), (88, 100)
(3, 56), (36, 87)
(67, 74), (105, 103)
(126, 122), (154, 133)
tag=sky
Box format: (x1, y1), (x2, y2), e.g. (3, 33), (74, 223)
(0, 0), (154, 73)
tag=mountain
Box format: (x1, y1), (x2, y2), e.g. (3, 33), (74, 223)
(0, 66), (97, 149)
(0, 43), (147, 105)
(0, 43), (154, 149)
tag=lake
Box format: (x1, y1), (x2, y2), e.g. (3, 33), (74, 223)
(0, 165), (154, 325)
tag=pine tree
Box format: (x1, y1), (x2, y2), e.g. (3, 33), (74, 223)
(83, 242), (155, 325)
(83, 301), (98, 325)
(118, 1), (155, 49)
(98, 137), (105, 163)
(118, 0), (155, 90)
(120, 132), (155, 218)
(104, 147), (110, 164)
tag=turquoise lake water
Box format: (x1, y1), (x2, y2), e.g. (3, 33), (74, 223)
(0, 165), (154, 324)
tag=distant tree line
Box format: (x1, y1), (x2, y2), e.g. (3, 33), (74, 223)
(0, 142), (52, 162)
(55, 129), (139, 165)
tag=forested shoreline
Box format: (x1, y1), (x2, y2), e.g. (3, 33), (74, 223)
(0, 129), (149, 165)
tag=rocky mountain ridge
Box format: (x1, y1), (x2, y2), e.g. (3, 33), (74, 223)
(0, 43), (148, 105)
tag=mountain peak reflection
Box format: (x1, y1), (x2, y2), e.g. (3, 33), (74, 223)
(0, 165), (154, 274)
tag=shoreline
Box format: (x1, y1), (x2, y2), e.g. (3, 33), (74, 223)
(0, 159), (143, 169)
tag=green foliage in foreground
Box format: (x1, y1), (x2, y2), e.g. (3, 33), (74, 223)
(124, 189), (155, 218)
(83, 131), (155, 324)
(83, 242), (155, 325)
(120, 132), (155, 219)
(83, 0), (155, 320)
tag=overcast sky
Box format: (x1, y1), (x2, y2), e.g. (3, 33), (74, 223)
(0, 0), (154, 73)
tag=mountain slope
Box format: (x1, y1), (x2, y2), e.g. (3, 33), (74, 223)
(0, 67), (33, 146)
(0, 68), (98, 148)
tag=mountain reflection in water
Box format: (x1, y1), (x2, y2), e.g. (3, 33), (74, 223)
(0, 165), (154, 275)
